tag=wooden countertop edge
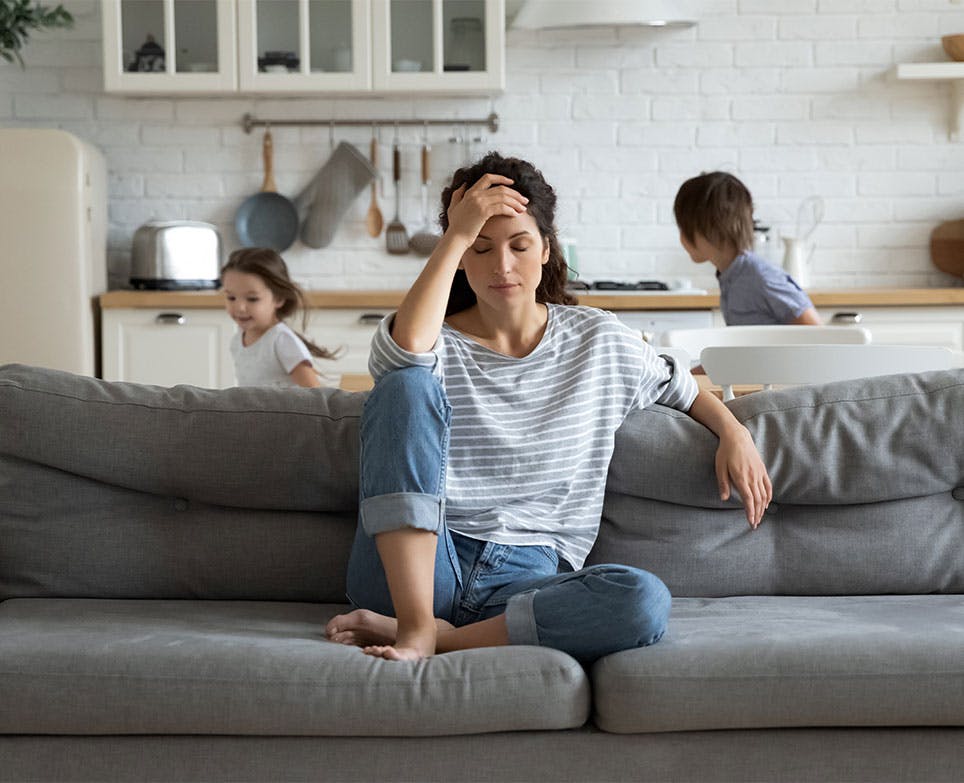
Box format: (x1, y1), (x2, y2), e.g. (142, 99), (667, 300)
(99, 287), (964, 310)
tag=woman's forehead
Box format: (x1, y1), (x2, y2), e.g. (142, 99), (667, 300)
(478, 211), (540, 239)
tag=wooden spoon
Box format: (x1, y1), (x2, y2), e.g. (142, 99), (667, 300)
(365, 135), (383, 238)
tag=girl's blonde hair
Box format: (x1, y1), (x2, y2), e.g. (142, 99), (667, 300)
(220, 247), (340, 361)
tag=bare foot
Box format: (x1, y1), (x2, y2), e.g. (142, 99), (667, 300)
(326, 610), (455, 651)
(363, 622), (437, 661)
(326, 609), (397, 647)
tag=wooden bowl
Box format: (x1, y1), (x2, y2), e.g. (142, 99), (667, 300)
(942, 34), (964, 62)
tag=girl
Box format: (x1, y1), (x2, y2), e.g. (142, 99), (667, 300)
(326, 154), (772, 663)
(221, 247), (338, 388)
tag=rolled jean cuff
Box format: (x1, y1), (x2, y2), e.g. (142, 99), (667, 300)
(504, 590), (540, 646)
(359, 492), (445, 536)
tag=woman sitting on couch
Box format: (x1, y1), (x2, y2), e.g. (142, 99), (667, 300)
(326, 153), (772, 662)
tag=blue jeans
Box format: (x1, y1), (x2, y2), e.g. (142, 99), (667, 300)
(346, 366), (671, 664)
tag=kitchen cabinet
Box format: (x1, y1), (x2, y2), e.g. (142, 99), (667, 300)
(102, 0), (239, 93)
(305, 308), (390, 379)
(370, 0), (505, 93)
(102, 308), (237, 388)
(101, 305), (388, 388)
(102, 0), (505, 95)
(817, 306), (964, 362)
(98, 290), (964, 387)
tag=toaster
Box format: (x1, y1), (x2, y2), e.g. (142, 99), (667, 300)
(130, 220), (221, 290)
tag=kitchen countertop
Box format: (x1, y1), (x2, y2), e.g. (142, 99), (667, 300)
(100, 288), (964, 310)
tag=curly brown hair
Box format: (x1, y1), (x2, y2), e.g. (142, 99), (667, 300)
(220, 247), (340, 360)
(438, 152), (576, 316)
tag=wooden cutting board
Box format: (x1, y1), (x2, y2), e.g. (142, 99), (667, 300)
(931, 219), (964, 278)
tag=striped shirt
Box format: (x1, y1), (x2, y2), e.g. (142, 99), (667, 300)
(369, 304), (699, 569)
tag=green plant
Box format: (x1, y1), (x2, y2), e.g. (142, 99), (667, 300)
(0, 0), (73, 67)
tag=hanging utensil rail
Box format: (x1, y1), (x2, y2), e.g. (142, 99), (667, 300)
(241, 112), (499, 135)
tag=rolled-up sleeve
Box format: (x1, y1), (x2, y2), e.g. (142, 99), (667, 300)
(632, 339), (699, 413)
(368, 313), (443, 382)
(653, 353), (699, 411)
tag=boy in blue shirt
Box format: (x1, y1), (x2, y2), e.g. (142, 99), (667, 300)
(673, 171), (820, 325)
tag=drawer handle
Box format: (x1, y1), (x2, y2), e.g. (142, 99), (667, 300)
(358, 313), (386, 325)
(155, 313), (186, 325)
(831, 311), (862, 325)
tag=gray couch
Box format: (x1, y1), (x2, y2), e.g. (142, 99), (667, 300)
(1, 363), (962, 783)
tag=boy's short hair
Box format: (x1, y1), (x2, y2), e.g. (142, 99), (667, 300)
(673, 171), (754, 253)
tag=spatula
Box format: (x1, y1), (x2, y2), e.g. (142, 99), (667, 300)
(385, 135), (409, 255)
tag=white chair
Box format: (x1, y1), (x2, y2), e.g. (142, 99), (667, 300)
(700, 344), (956, 401)
(658, 324), (872, 359)
(650, 344), (691, 368)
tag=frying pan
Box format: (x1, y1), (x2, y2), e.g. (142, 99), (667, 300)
(234, 129), (299, 251)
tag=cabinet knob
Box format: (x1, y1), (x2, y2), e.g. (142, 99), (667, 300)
(155, 313), (186, 325)
(831, 311), (862, 325)
(358, 313), (386, 325)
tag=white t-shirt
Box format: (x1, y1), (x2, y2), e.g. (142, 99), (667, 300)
(230, 321), (313, 387)
(369, 304), (699, 569)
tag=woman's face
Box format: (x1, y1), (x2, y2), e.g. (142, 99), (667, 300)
(460, 210), (549, 310)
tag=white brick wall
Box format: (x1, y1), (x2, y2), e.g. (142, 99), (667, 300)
(1, 0), (963, 291)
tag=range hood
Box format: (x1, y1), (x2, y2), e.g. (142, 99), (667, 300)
(511, 0), (697, 30)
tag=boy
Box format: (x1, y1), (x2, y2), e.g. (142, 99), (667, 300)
(673, 171), (820, 325)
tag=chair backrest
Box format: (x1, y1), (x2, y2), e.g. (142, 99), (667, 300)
(650, 345), (691, 368)
(659, 325), (872, 356)
(701, 344), (956, 401)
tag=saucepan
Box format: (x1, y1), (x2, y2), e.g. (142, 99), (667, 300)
(234, 129), (299, 251)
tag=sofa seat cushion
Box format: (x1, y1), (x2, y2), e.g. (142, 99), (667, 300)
(593, 595), (964, 733)
(0, 599), (589, 736)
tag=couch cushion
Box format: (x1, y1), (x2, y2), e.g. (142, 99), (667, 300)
(592, 595), (964, 733)
(0, 457), (355, 601)
(592, 369), (964, 596)
(0, 364), (365, 511)
(0, 598), (589, 736)
(609, 369), (964, 508)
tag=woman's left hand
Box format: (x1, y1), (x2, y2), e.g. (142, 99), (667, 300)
(715, 427), (772, 529)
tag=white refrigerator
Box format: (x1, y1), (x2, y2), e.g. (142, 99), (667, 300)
(0, 128), (107, 376)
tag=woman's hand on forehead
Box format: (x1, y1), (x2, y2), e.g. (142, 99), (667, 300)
(447, 174), (529, 244)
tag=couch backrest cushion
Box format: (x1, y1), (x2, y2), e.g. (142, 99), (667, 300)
(0, 364), (364, 510)
(0, 365), (363, 601)
(590, 369), (964, 596)
(3, 365), (963, 601)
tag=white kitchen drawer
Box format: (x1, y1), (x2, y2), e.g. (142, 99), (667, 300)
(817, 306), (964, 357)
(303, 308), (391, 380)
(613, 310), (714, 343)
(102, 307), (236, 388)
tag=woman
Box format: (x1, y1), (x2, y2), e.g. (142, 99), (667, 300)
(327, 153), (771, 663)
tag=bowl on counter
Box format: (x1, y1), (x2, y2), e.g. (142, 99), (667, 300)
(942, 34), (964, 62)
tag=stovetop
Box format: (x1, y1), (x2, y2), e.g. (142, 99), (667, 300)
(569, 280), (668, 291)
(567, 280), (708, 295)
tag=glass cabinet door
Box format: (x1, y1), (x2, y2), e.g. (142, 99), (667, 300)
(102, 0), (237, 92)
(372, 0), (503, 92)
(237, 0), (371, 91)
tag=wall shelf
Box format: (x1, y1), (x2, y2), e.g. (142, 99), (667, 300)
(895, 61), (964, 141)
